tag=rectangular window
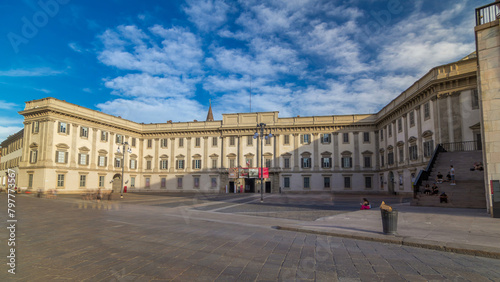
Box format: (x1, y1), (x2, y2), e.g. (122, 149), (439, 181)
(424, 140), (434, 157)
(177, 177), (183, 188)
(130, 159), (137, 169)
(365, 177), (372, 189)
(409, 111), (415, 127)
(303, 177), (310, 189)
(116, 134), (123, 144)
(99, 176), (105, 188)
(115, 158), (121, 168)
(381, 155), (385, 167)
(380, 129), (384, 141)
(101, 131), (108, 141)
(32, 121), (39, 133)
(194, 177), (200, 188)
(324, 177), (330, 188)
(177, 159), (185, 169)
(160, 160), (168, 169)
(80, 175), (86, 187)
(161, 138), (168, 148)
(98, 156), (106, 167)
(265, 159), (271, 168)
(247, 136), (253, 146)
(388, 124), (392, 137)
(363, 132), (370, 143)
(301, 157), (311, 168)
(58, 122), (68, 134)
(284, 158), (290, 169)
(28, 174), (33, 188)
(79, 153), (88, 165)
(193, 159), (202, 169)
(265, 136), (271, 145)
(388, 152), (394, 165)
(80, 127), (88, 138)
(146, 178), (150, 188)
(342, 157), (352, 168)
(229, 159), (235, 168)
(179, 138), (184, 147)
(30, 150), (38, 163)
(471, 89), (479, 109)
(229, 136), (235, 146)
(301, 134), (310, 144)
(131, 177), (135, 188)
(212, 159), (217, 169)
(424, 102), (430, 119)
(344, 177), (351, 189)
(132, 138), (136, 147)
(321, 133), (331, 144)
(211, 177), (217, 188)
(284, 177), (290, 188)
(409, 145), (418, 160)
(212, 137), (218, 146)
(343, 133), (349, 143)
(246, 158), (253, 168)
(284, 135), (290, 145)
(161, 177), (166, 188)
(364, 156), (371, 168)
(147, 139), (152, 148)
(195, 137), (201, 147)
(57, 174), (65, 187)
(321, 157), (332, 168)
(146, 160), (152, 170)
(399, 148), (404, 163)
(56, 151), (67, 163)
(398, 118), (402, 132)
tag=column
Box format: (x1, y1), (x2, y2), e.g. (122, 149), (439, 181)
(431, 95), (441, 145)
(333, 132), (339, 170)
(220, 136), (225, 168)
(353, 131), (360, 170)
(138, 138), (144, 171)
(70, 124), (79, 168)
(203, 137), (208, 170)
(374, 131), (380, 170)
(392, 121), (397, 167)
(313, 133), (319, 169)
(186, 137), (192, 171)
(293, 133), (299, 171)
(90, 128), (98, 169)
(274, 134), (279, 168)
(21, 122), (31, 165)
(108, 133), (115, 170)
(403, 114), (409, 165)
(238, 136), (242, 167)
(415, 105), (423, 162)
(153, 138), (159, 172)
(170, 138), (175, 172)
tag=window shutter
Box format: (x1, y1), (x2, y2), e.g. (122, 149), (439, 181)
(65, 152), (68, 163)
(349, 157), (353, 167)
(86, 155), (89, 165)
(321, 158), (324, 168)
(301, 158), (304, 168)
(105, 157), (107, 167)
(67, 124), (70, 134)
(176, 160), (179, 169)
(300, 135), (303, 144)
(57, 122), (61, 133)
(320, 134), (324, 143)
(329, 158), (332, 168)
(30, 151), (33, 163)
(199, 160), (202, 169)
(192, 160), (195, 168)
(55, 151), (58, 162)
(78, 153), (81, 164)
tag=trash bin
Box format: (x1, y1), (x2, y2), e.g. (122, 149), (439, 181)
(381, 209), (398, 235)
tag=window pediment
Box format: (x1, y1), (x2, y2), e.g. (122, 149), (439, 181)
(422, 130), (433, 138)
(78, 146), (90, 152)
(209, 153), (219, 158)
(281, 152), (292, 157)
(341, 150), (352, 156)
(98, 149), (108, 154)
(361, 150), (373, 155)
(29, 142), (38, 148)
(145, 155), (153, 159)
(159, 154), (169, 159)
(321, 151), (332, 156)
(263, 152), (273, 157)
(176, 154), (185, 159)
(396, 141), (405, 147)
(387, 145), (394, 151)
(55, 143), (69, 149)
(192, 154), (202, 158)
(227, 153), (236, 158)
(301, 151), (312, 157)
(408, 136), (417, 143)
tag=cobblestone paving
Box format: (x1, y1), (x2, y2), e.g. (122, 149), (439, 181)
(1, 193), (499, 281)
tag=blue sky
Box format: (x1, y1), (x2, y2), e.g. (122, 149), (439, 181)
(0, 0), (490, 141)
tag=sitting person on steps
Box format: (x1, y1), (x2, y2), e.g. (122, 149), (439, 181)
(431, 183), (439, 195)
(440, 192), (448, 203)
(360, 198), (371, 210)
(436, 172), (444, 183)
(423, 184), (432, 195)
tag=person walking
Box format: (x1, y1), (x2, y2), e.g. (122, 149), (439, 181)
(450, 165), (456, 185)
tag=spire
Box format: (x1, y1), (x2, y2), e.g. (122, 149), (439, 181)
(206, 99), (214, 121)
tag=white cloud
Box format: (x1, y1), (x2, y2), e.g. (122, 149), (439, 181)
(0, 126), (23, 142)
(0, 68), (63, 77)
(0, 101), (18, 110)
(183, 0), (231, 31)
(68, 42), (83, 53)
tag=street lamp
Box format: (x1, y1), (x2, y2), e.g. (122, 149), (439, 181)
(254, 123), (272, 202)
(117, 142), (132, 199)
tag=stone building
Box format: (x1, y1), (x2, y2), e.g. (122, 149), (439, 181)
(0, 129), (24, 189)
(7, 54), (481, 196)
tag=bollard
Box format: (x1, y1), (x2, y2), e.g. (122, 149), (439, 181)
(381, 209), (398, 235)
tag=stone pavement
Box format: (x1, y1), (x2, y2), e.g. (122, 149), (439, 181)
(276, 201), (500, 259)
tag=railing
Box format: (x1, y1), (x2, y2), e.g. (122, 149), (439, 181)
(476, 2), (500, 26)
(441, 141), (482, 152)
(413, 144), (444, 198)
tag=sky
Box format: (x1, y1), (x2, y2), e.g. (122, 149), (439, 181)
(0, 0), (491, 141)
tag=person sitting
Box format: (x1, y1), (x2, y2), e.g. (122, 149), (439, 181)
(440, 192), (448, 203)
(474, 162), (483, 171)
(360, 198), (371, 210)
(431, 184), (439, 195)
(423, 184), (432, 195)
(444, 172), (451, 182)
(436, 172), (444, 183)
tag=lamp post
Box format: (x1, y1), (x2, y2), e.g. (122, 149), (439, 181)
(254, 123), (272, 202)
(117, 142), (132, 199)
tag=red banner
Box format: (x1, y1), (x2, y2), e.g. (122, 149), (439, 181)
(258, 167), (269, 179)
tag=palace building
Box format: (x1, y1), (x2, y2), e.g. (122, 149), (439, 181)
(0, 54), (481, 196)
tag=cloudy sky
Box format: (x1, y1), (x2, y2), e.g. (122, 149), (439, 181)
(0, 0), (489, 141)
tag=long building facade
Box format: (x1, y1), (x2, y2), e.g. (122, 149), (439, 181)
(0, 55), (481, 196)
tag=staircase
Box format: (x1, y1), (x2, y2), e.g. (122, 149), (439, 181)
(412, 151), (487, 208)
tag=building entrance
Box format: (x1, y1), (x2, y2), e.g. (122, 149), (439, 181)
(112, 174), (121, 193)
(229, 181), (235, 193)
(245, 179), (255, 193)
(388, 171), (395, 194)
(265, 181), (271, 193)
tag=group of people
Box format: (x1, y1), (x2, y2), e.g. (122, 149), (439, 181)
(435, 165), (456, 185)
(471, 162), (484, 171)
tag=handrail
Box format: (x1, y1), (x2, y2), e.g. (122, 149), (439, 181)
(413, 144), (443, 198)
(440, 141), (482, 152)
(476, 1), (500, 26)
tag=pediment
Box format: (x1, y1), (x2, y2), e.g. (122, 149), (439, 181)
(422, 130), (433, 138)
(78, 146), (90, 152)
(55, 143), (69, 149)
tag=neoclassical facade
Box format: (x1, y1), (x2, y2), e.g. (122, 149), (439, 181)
(1, 54), (481, 195)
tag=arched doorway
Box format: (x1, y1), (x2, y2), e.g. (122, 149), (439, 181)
(388, 171), (395, 194)
(112, 174), (121, 193)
